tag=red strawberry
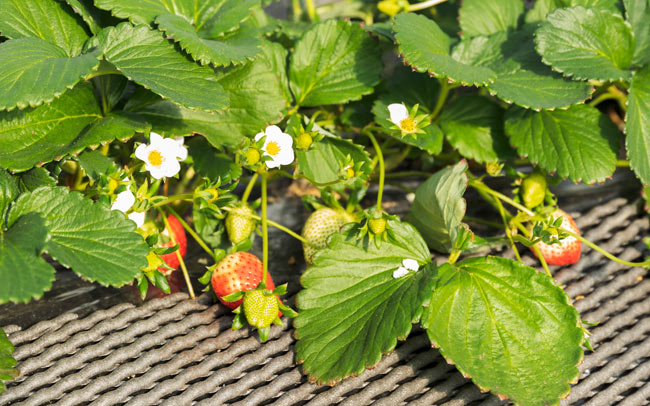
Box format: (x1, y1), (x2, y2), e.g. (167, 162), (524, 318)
(532, 209), (581, 266)
(210, 252), (279, 310)
(158, 214), (187, 273)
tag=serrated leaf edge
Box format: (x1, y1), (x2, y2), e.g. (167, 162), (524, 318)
(534, 6), (635, 82)
(155, 19), (263, 68)
(0, 51), (102, 113)
(422, 255), (585, 406)
(392, 14), (496, 87)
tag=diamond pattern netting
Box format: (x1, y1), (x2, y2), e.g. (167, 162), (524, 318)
(1, 196), (649, 405)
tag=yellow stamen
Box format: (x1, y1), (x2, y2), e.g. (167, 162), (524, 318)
(148, 150), (164, 166)
(399, 117), (416, 133)
(266, 141), (281, 156)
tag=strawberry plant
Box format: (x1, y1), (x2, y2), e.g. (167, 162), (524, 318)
(0, 0), (649, 403)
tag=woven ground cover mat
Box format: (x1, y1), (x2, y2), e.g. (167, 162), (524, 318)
(1, 195), (649, 405)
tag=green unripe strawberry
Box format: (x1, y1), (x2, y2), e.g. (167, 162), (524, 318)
(302, 208), (355, 265)
(296, 132), (313, 150)
(245, 149), (261, 166)
(243, 289), (279, 329)
(368, 217), (387, 235)
(521, 173), (547, 209)
(226, 204), (256, 244)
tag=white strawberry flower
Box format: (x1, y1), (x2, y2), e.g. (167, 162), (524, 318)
(387, 103), (417, 134)
(392, 258), (420, 279)
(254, 125), (294, 169)
(135, 132), (188, 179)
(111, 189), (145, 228)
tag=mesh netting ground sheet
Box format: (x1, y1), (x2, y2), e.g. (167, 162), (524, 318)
(1, 195), (649, 405)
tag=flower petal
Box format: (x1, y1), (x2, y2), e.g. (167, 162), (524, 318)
(402, 258), (419, 271)
(265, 125), (284, 137)
(149, 132), (163, 145)
(111, 190), (135, 213)
(254, 131), (265, 142)
(135, 144), (149, 161)
(148, 165), (167, 179)
(392, 266), (409, 279)
(387, 103), (409, 125)
(163, 159), (181, 178)
(128, 211), (146, 228)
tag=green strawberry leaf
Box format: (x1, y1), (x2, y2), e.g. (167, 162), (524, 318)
(290, 19), (381, 107)
(0, 0), (90, 57)
(187, 137), (242, 184)
(295, 220), (435, 384)
(626, 65), (650, 185)
(527, 0), (622, 22)
(407, 161), (468, 253)
(458, 0), (524, 38)
(0, 83), (102, 171)
(77, 150), (117, 182)
(423, 256), (584, 406)
(394, 13), (496, 87)
(451, 32), (520, 76)
(535, 6), (635, 81)
(0, 168), (19, 228)
(194, 0), (260, 38)
(455, 30), (594, 109)
(0, 212), (54, 303)
(96, 22), (228, 112)
(624, 0), (650, 66)
(0, 38), (100, 111)
(155, 13), (261, 67)
(260, 42), (292, 106)
(131, 41), (285, 148)
(78, 111), (151, 145)
(63, 0), (102, 35)
(0, 328), (19, 392)
(439, 95), (514, 164)
(296, 136), (371, 186)
(14, 168), (56, 193)
(94, 0), (194, 25)
(505, 104), (621, 183)
(8, 186), (149, 287)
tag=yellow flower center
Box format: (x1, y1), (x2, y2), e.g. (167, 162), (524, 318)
(148, 150), (164, 166)
(266, 141), (281, 156)
(399, 117), (416, 133)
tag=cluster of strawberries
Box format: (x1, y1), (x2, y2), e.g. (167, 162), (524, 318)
(157, 172), (581, 335)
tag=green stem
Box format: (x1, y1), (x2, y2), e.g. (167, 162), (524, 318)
(261, 172), (269, 285)
(469, 178), (535, 216)
(494, 195), (522, 262)
(515, 222), (552, 278)
(151, 193), (193, 208)
(407, 0), (448, 11)
(430, 80), (453, 121)
(166, 206), (215, 260)
(448, 250), (461, 265)
(365, 131), (385, 211)
(158, 207), (195, 299)
(564, 229), (650, 268)
(222, 207), (311, 245)
(241, 172), (259, 204)
(616, 160), (630, 167)
(304, 0), (318, 21)
(292, 0), (303, 20)
(385, 171), (433, 179)
(463, 216), (503, 229)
